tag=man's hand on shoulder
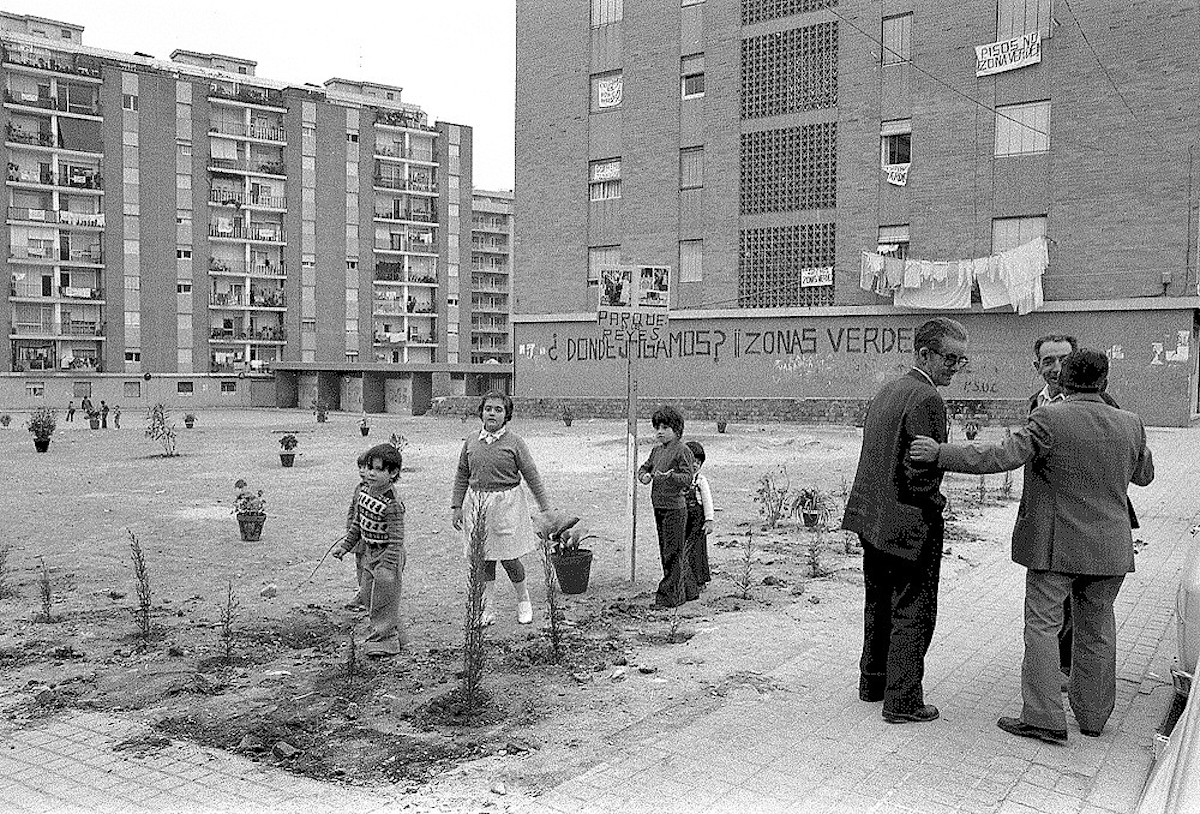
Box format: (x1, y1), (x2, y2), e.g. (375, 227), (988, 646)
(908, 435), (941, 464)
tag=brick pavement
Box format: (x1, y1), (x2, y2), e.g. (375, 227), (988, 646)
(3, 426), (1196, 814)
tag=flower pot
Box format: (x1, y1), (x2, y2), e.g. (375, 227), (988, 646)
(33, 437), (50, 453)
(360, 426), (370, 437)
(184, 419), (195, 429)
(280, 452), (296, 468)
(237, 513), (266, 542)
(551, 549), (593, 595)
(563, 418), (573, 427)
(89, 418), (100, 430)
(801, 510), (821, 528)
(965, 429), (979, 440)
(316, 414), (327, 423)
(716, 421), (728, 433)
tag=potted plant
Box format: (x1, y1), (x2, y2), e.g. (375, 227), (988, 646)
(312, 399), (328, 423)
(279, 433), (298, 467)
(184, 413), (196, 429)
(964, 418), (981, 440)
(716, 418), (729, 434)
(87, 408), (100, 430)
(27, 407), (56, 453)
(792, 487), (832, 529)
(538, 514), (595, 595)
(359, 413), (370, 437)
(233, 478), (266, 541)
(0, 413), (11, 428)
(561, 404), (573, 428)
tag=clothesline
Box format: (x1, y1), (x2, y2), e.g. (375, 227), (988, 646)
(860, 236), (1049, 315)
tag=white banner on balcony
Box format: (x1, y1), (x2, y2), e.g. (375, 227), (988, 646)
(884, 163), (910, 186)
(64, 286), (92, 298)
(975, 31), (1041, 77)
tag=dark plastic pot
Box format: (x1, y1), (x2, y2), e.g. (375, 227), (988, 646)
(551, 549), (593, 595)
(238, 513), (266, 541)
(360, 426), (370, 436)
(184, 419), (195, 429)
(33, 437), (50, 453)
(280, 452), (296, 467)
(89, 418), (100, 430)
(716, 421), (728, 433)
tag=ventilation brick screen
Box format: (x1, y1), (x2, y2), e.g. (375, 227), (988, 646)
(741, 123), (837, 214)
(739, 223), (836, 308)
(742, 0), (837, 26)
(742, 22), (838, 119)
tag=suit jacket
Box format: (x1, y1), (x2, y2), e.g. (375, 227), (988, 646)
(843, 370), (948, 560)
(938, 394), (1154, 575)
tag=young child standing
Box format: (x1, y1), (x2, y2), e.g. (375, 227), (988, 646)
(637, 405), (698, 608)
(333, 444), (406, 657)
(684, 440), (713, 589)
(112, 405), (121, 429)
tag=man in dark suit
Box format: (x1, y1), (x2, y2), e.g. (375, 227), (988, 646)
(843, 317), (969, 724)
(910, 349), (1154, 743)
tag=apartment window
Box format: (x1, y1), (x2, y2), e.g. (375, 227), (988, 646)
(680, 240), (703, 283)
(346, 132), (359, 143)
(881, 119), (912, 165)
(591, 0), (622, 27)
(61, 29), (72, 39)
(683, 0), (704, 5)
(588, 245), (620, 287)
(25, 381), (45, 397)
(179, 144), (192, 156)
(589, 159), (622, 201)
(220, 380), (237, 393)
(994, 101), (1050, 156)
(681, 55), (705, 99)
(680, 147), (704, 190)
(177, 381), (194, 395)
(992, 216), (1046, 253)
(301, 318), (317, 331)
(124, 351), (141, 362)
(346, 259), (358, 270)
(176, 282), (192, 293)
(591, 71), (623, 112)
(122, 93), (138, 111)
(176, 249), (192, 259)
(741, 22), (838, 119)
(123, 381), (141, 398)
(882, 14), (912, 65)
(878, 225), (910, 259)
(998, 0), (1051, 39)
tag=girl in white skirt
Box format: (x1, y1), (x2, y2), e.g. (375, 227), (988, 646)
(451, 392), (552, 625)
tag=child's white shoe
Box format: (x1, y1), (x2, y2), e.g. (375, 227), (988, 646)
(480, 609), (496, 627)
(517, 599), (533, 624)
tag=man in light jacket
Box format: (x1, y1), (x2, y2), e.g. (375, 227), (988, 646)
(910, 348), (1154, 744)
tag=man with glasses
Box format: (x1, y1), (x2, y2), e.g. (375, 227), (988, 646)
(910, 349), (1154, 743)
(843, 317), (969, 724)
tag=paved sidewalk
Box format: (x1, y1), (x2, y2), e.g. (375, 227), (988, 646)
(3, 427), (1194, 814)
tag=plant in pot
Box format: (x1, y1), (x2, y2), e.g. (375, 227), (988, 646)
(0, 413), (11, 428)
(791, 487), (833, 529)
(278, 433), (298, 467)
(716, 417), (729, 434)
(87, 408), (100, 430)
(359, 413), (370, 437)
(561, 404), (573, 428)
(233, 478), (266, 541)
(311, 399), (328, 423)
(184, 413), (196, 429)
(27, 407), (56, 453)
(537, 512), (597, 595)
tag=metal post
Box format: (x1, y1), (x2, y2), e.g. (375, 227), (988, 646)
(626, 339), (638, 583)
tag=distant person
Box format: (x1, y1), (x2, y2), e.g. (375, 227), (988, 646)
(332, 444), (407, 657)
(100, 400), (109, 428)
(910, 349), (1154, 743)
(842, 317), (969, 724)
(66, 401), (75, 422)
(638, 406), (698, 608)
(80, 396), (93, 419)
(451, 392), (552, 626)
(684, 440), (713, 590)
(112, 405), (121, 429)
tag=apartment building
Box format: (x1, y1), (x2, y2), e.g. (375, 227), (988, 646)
(514, 0), (1200, 425)
(1, 12), (508, 413)
(470, 189), (513, 366)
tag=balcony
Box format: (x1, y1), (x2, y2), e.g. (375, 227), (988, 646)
(373, 144), (437, 162)
(372, 175), (438, 194)
(2, 47), (102, 80)
(209, 325), (287, 342)
(11, 320), (104, 337)
(209, 121), (286, 142)
(373, 208), (437, 224)
(208, 224), (287, 243)
(472, 322), (510, 333)
(208, 84), (285, 109)
(373, 110), (436, 132)
(9, 166), (104, 191)
(2, 89), (99, 117)
(209, 291), (285, 308)
(7, 207), (104, 228)
(9, 245), (103, 265)
(5, 124), (55, 148)
(208, 188), (287, 210)
(209, 157), (286, 177)
(374, 239), (436, 256)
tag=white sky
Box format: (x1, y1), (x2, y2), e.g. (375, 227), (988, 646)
(4, 0), (517, 191)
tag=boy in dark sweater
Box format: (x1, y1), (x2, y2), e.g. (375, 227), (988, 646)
(638, 405), (698, 608)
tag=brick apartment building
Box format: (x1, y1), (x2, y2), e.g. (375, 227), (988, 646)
(514, 0), (1200, 425)
(470, 189), (514, 366)
(0, 12), (510, 415)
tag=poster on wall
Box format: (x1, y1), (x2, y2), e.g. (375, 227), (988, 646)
(597, 264), (671, 339)
(975, 30), (1041, 77)
(597, 75), (623, 108)
(800, 266), (834, 288)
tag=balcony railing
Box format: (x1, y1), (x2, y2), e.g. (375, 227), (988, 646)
(374, 208), (438, 223)
(11, 320), (104, 336)
(209, 224), (287, 243)
(5, 125), (55, 147)
(373, 144), (436, 162)
(10, 167), (105, 189)
(2, 47), (101, 78)
(210, 325), (287, 341)
(208, 84), (284, 107)
(7, 208), (105, 227)
(209, 121), (286, 141)
(373, 110), (435, 131)
(2, 89), (99, 116)
(372, 175), (438, 194)
(374, 239), (436, 255)
(208, 188), (287, 209)
(209, 157), (286, 177)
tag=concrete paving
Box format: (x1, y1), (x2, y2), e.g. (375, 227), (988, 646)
(3, 425), (1195, 813)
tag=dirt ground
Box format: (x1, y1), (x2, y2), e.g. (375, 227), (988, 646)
(0, 408), (1015, 807)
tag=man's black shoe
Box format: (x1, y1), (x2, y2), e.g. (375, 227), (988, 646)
(859, 688), (884, 702)
(997, 716), (1067, 744)
(1080, 727), (1102, 737)
(882, 704), (939, 724)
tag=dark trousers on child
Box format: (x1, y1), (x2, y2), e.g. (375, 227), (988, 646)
(653, 507), (697, 607)
(859, 524), (944, 715)
(684, 503), (711, 585)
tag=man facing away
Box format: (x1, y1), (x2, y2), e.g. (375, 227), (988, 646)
(910, 349), (1154, 743)
(843, 317), (969, 724)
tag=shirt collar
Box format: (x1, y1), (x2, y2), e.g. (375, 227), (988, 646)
(910, 367), (935, 387)
(479, 425), (508, 444)
(1036, 385), (1065, 408)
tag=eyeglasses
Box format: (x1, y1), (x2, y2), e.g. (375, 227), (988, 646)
(928, 349), (969, 370)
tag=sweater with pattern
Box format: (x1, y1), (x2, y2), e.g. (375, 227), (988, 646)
(638, 439), (697, 509)
(450, 430), (550, 510)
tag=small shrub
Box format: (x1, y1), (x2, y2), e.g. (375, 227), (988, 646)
(233, 479), (265, 515)
(144, 404), (179, 457)
(806, 526), (830, 578)
(218, 579), (240, 664)
(462, 500), (489, 711)
(279, 433), (298, 452)
(0, 542), (13, 599)
(734, 530), (755, 600)
(1001, 427), (1015, 499)
(0, 413), (11, 428)
(977, 474), (987, 506)
(346, 626), (358, 687)
(753, 469), (790, 529)
(128, 530), (152, 644)
(27, 407), (56, 439)
(36, 557), (53, 622)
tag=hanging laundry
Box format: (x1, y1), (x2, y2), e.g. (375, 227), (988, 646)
(883, 257), (905, 291)
(976, 255), (1011, 309)
(1002, 237), (1048, 315)
(894, 260), (973, 310)
(860, 251), (885, 294)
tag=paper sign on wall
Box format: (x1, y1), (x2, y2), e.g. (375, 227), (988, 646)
(884, 163), (910, 186)
(597, 76), (623, 108)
